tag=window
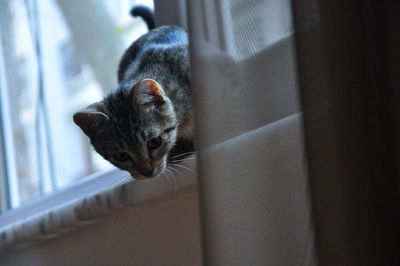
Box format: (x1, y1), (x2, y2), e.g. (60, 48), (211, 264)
(0, 0), (154, 211)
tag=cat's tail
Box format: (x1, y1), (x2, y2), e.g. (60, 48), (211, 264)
(131, 5), (155, 30)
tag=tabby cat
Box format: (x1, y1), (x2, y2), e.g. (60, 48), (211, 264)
(73, 7), (193, 179)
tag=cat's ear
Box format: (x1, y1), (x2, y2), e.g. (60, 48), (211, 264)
(132, 79), (166, 109)
(73, 102), (110, 137)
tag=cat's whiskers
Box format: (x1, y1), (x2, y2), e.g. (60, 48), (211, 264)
(162, 169), (172, 184)
(170, 163), (195, 174)
(167, 165), (184, 179)
(136, 180), (151, 212)
(169, 151), (195, 160)
(126, 177), (149, 217)
(170, 156), (196, 164)
(165, 167), (177, 193)
(127, 180), (138, 217)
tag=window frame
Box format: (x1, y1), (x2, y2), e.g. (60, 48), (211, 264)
(0, 25), (20, 210)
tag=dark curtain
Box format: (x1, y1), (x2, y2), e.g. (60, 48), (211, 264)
(293, 0), (400, 264)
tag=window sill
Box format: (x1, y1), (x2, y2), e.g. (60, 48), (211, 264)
(0, 159), (197, 254)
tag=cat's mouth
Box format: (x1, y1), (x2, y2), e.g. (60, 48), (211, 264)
(130, 161), (166, 180)
(130, 171), (156, 180)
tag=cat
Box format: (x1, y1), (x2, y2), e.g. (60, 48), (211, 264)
(73, 6), (193, 180)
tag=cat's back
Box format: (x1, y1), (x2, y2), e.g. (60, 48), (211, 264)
(118, 25), (188, 82)
(138, 25), (187, 46)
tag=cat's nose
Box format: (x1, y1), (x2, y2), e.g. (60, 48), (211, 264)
(141, 169), (154, 177)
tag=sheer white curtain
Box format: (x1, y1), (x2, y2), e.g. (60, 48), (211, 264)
(186, 1), (316, 264)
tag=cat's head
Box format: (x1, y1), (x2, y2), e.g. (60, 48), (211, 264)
(73, 79), (177, 179)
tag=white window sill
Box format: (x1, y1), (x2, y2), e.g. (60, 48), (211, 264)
(0, 159), (197, 254)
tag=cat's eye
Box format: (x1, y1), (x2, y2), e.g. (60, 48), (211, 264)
(147, 136), (162, 150)
(114, 152), (130, 162)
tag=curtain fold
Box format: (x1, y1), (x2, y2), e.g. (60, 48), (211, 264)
(189, 0), (399, 265)
(187, 1), (316, 264)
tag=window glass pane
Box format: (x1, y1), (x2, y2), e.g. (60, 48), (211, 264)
(0, 0), (153, 210)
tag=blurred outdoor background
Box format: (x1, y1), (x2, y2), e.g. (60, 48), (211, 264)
(0, 0), (153, 210)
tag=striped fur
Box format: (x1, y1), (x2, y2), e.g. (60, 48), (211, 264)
(74, 26), (193, 179)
